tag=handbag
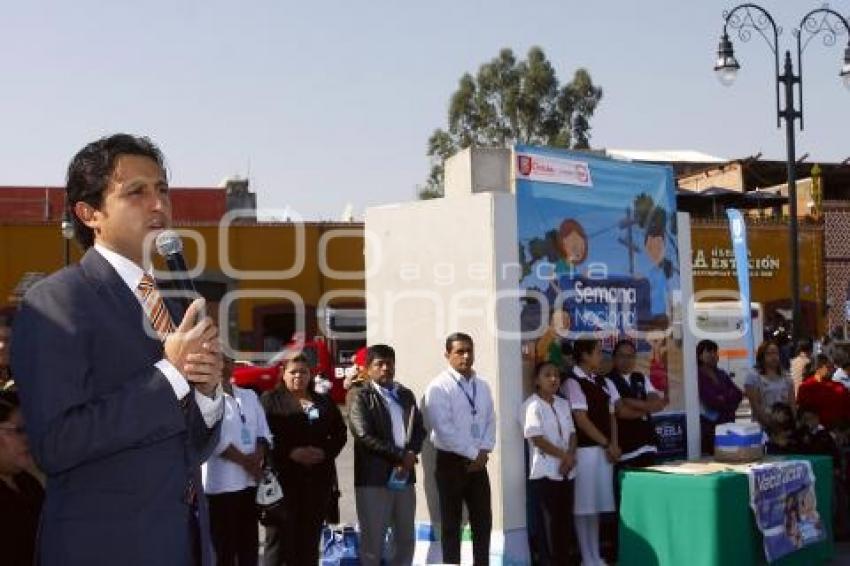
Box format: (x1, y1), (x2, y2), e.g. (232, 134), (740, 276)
(256, 464), (285, 526)
(320, 524), (360, 565)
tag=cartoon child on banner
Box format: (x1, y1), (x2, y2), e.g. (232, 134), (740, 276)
(632, 209), (673, 396)
(643, 209), (672, 328)
(555, 218), (588, 281)
(552, 218), (589, 328)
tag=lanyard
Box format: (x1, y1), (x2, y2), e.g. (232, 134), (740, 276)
(378, 383), (403, 407)
(377, 383), (414, 440)
(452, 375), (477, 416)
(233, 396), (246, 424)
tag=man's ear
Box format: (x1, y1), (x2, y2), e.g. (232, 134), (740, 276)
(74, 201), (98, 229)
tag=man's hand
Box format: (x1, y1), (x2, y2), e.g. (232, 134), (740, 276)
(243, 450), (263, 481)
(400, 450), (417, 472)
(466, 450), (489, 473)
(164, 299), (223, 397)
(185, 342), (223, 397)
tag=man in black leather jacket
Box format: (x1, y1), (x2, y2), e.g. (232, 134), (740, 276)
(348, 344), (426, 566)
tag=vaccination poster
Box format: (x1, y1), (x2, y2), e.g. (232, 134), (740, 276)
(748, 460), (824, 562)
(515, 145), (685, 416)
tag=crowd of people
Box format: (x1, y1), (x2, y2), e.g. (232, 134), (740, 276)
(2, 132), (850, 566)
(1, 297), (669, 566)
(697, 336), (850, 461)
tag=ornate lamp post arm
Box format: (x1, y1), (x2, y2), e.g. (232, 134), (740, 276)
(713, 3), (850, 340)
(720, 4), (782, 126)
(795, 8), (850, 129)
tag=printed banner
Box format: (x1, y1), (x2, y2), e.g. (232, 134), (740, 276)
(515, 145), (684, 411)
(748, 460), (825, 562)
(651, 412), (687, 460)
(727, 208), (755, 368)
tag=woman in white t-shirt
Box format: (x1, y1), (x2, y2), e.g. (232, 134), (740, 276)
(561, 338), (621, 566)
(523, 361), (577, 565)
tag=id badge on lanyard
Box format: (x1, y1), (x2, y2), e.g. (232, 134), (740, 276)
(454, 376), (480, 439)
(236, 398), (252, 446)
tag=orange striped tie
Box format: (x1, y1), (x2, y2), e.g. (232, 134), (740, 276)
(137, 274), (176, 341)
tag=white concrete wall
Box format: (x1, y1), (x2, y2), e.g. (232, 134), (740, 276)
(364, 191), (526, 544)
(677, 212), (702, 460)
(444, 147), (512, 199)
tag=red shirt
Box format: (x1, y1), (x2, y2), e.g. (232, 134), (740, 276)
(797, 377), (850, 429)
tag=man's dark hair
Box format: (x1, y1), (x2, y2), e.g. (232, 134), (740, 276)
(366, 344), (395, 366)
(643, 209), (667, 244)
(66, 134), (167, 249)
(280, 353), (310, 371)
(445, 332), (473, 353)
(613, 339), (636, 356)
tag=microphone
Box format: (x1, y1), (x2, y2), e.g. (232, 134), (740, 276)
(155, 230), (197, 312)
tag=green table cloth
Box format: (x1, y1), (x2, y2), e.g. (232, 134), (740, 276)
(619, 455), (833, 565)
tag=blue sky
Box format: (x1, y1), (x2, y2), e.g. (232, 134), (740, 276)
(1, 1), (848, 219)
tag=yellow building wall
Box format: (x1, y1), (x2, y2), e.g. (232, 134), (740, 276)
(0, 223), (364, 341)
(690, 220), (825, 335)
(2, 221), (825, 338)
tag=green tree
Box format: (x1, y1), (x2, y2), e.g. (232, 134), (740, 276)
(419, 46), (603, 199)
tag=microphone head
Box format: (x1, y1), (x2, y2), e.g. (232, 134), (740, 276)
(155, 230), (183, 257)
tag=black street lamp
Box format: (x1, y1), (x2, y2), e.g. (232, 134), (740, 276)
(714, 4), (850, 341)
(60, 212), (74, 266)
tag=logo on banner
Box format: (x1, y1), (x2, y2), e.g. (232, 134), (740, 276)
(516, 153), (592, 187)
(731, 216), (744, 242)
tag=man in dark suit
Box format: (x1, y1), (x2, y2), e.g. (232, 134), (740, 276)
(348, 344), (425, 566)
(11, 134), (224, 565)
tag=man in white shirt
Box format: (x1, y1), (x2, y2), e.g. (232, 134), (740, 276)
(423, 333), (496, 566)
(11, 134), (224, 566)
(204, 358), (271, 566)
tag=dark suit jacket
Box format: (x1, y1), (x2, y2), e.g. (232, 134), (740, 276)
(348, 382), (426, 487)
(11, 249), (221, 565)
(261, 387), (347, 489)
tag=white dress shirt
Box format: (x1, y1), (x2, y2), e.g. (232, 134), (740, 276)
(94, 244), (223, 427)
(424, 367), (496, 460)
(203, 386), (272, 494)
(373, 381), (406, 448)
(522, 393), (576, 481)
